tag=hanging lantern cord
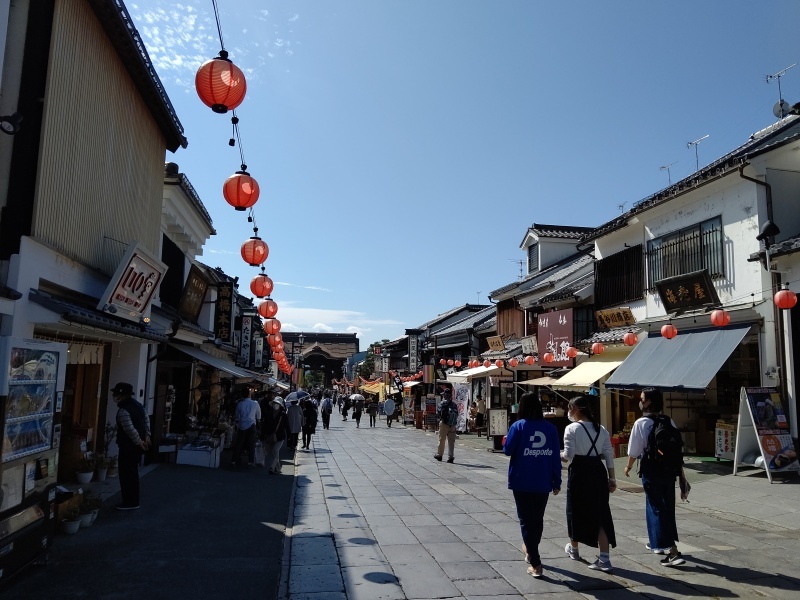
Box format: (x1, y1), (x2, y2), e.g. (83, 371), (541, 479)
(229, 115), (238, 147)
(211, 0), (226, 52)
(231, 110), (247, 168)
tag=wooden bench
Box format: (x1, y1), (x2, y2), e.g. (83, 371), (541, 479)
(474, 426), (487, 437)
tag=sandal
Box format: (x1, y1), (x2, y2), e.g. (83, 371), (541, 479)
(527, 565), (543, 578)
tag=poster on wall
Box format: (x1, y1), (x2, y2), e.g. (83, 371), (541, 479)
(733, 387), (799, 483)
(536, 308), (574, 367)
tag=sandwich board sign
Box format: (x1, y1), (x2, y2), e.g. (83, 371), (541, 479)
(733, 387), (799, 483)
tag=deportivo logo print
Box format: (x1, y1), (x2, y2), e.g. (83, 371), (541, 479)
(524, 431), (553, 456)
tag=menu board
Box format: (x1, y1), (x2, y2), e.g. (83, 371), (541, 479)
(734, 387), (799, 483)
(488, 408), (509, 437)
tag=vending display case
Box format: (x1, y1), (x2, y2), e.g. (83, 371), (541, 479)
(0, 337), (67, 586)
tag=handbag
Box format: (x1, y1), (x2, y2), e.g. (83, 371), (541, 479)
(254, 441), (266, 466)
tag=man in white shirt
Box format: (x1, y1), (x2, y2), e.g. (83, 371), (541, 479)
(231, 389), (261, 467)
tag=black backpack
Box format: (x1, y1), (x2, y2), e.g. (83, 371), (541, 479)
(645, 414), (684, 477)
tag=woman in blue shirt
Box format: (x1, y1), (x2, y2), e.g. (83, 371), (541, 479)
(504, 392), (562, 578)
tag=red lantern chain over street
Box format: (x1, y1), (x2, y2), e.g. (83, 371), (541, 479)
(195, 51), (247, 114)
(241, 236), (268, 267)
(250, 273), (274, 298)
(258, 299), (278, 319)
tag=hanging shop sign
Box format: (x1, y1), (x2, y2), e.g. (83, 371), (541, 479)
(487, 336), (505, 352)
(214, 282), (234, 344)
(393, 374), (404, 391)
(520, 335), (538, 355)
(98, 242), (167, 322)
(536, 308), (574, 367)
(733, 386), (799, 483)
(253, 336), (263, 368)
(240, 316), (252, 367)
(178, 265), (210, 322)
(408, 333), (419, 373)
(655, 269), (721, 314)
(595, 307), (636, 330)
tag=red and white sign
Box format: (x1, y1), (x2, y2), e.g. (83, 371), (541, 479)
(98, 243), (167, 322)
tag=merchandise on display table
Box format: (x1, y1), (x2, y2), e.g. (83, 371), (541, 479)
(176, 434), (225, 468)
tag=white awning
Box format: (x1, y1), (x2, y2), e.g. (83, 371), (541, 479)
(447, 365), (512, 384)
(552, 349), (628, 391)
(518, 376), (559, 386)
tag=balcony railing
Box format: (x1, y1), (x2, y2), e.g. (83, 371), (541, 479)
(647, 226), (724, 290)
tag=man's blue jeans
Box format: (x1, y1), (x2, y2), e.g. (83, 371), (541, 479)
(512, 490), (550, 567)
(641, 471), (678, 549)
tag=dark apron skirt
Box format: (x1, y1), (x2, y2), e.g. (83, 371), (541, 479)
(566, 455), (617, 548)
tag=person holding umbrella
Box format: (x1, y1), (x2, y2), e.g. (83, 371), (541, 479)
(384, 395), (396, 427)
(284, 390), (308, 449)
(351, 394), (365, 428)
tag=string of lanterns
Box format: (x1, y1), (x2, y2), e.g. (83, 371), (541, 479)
(195, 0), (291, 376)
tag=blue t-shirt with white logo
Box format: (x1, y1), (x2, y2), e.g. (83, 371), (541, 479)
(503, 418), (562, 493)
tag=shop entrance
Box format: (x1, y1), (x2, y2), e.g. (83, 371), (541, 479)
(59, 360), (106, 480)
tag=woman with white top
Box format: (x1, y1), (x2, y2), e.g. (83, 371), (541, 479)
(560, 395), (617, 572)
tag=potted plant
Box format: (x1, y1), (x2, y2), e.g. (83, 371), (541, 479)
(76, 457), (95, 484)
(82, 492), (103, 525)
(61, 505), (81, 534)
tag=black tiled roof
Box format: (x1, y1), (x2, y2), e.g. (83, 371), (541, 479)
(582, 116), (800, 244)
(434, 305), (496, 337)
(765, 233), (800, 259)
(538, 272), (593, 304)
(580, 326), (641, 346)
(530, 223), (595, 239)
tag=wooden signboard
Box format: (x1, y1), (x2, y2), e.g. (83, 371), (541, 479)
(733, 387), (798, 483)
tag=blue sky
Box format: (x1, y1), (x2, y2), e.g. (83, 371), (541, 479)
(129, 1), (800, 348)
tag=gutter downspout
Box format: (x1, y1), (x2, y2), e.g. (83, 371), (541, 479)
(738, 165), (793, 437)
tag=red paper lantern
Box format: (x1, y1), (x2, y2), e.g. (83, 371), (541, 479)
(623, 332), (638, 346)
(710, 309), (730, 327)
(524, 355), (535, 366)
(543, 353), (554, 363)
(274, 342), (284, 352)
(250, 274), (274, 297)
(258, 299), (278, 319)
(223, 171), (260, 211)
(447, 359), (454, 366)
(440, 358), (447, 365)
(591, 342), (605, 355)
(267, 333), (282, 346)
(495, 359), (504, 368)
(241, 237), (269, 266)
(264, 318), (281, 335)
(195, 52), (247, 113)
(774, 287), (798, 310)
(661, 324), (678, 339)
(483, 360), (491, 368)
(566, 346), (578, 358)
(508, 358), (519, 367)
(454, 360), (461, 368)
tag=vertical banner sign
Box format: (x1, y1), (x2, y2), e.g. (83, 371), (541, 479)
(214, 283), (234, 344)
(240, 317), (252, 367)
(536, 308), (574, 367)
(408, 334), (419, 373)
(734, 386), (799, 483)
(253, 336), (263, 368)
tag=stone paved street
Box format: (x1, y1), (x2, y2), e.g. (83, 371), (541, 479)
(282, 417), (800, 599)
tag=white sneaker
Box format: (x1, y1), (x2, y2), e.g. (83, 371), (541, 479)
(588, 557), (613, 572)
(646, 543), (668, 554)
(565, 543), (580, 560)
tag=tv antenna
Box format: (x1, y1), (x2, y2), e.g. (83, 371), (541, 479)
(687, 135), (709, 172)
(476, 291), (482, 304)
(508, 259), (525, 280)
(660, 161), (678, 185)
(617, 201), (627, 213)
(766, 63), (796, 118)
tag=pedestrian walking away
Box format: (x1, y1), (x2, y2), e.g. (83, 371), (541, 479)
(624, 388), (686, 567)
(503, 392), (561, 578)
(434, 389), (458, 463)
(342, 395), (351, 421)
(286, 397), (304, 449)
(231, 388), (261, 467)
(367, 398), (378, 427)
(351, 394), (364, 428)
(383, 396), (396, 427)
(561, 395), (617, 572)
(261, 397), (290, 474)
(112, 382), (150, 510)
(301, 398), (318, 448)
(320, 391), (334, 430)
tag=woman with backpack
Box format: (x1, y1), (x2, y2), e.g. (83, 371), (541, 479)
(623, 387), (686, 567)
(561, 396), (617, 572)
(503, 392), (561, 578)
(433, 389), (458, 463)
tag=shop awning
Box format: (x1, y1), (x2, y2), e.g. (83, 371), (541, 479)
(447, 365), (512, 384)
(604, 325), (751, 391)
(552, 349), (628, 391)
(518, 376), (559, 386)
(169, 343), (255, 380)
(359, 382), (383, 394)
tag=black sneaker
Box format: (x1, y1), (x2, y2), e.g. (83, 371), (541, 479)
(447, 457), (454, 463)
(433, 455), (442, 461)
(660, 551), (685, 566)
(115, 504), (139, 511)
